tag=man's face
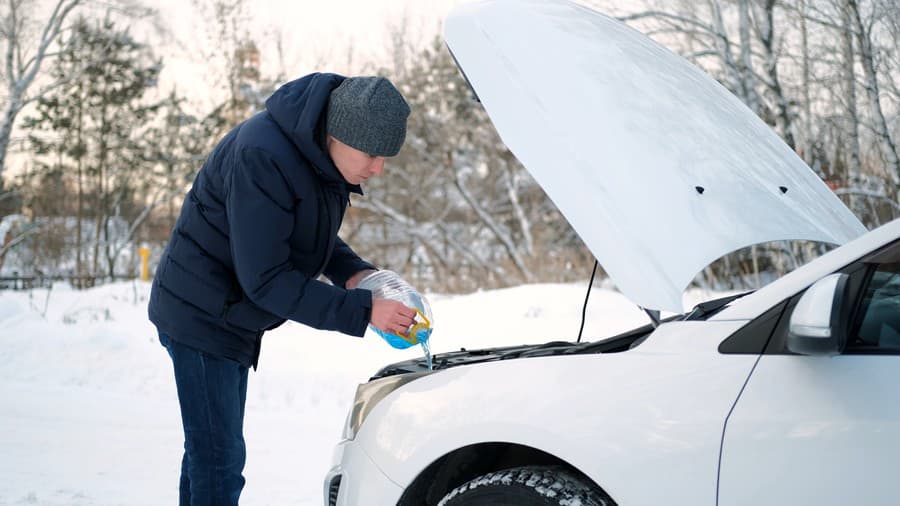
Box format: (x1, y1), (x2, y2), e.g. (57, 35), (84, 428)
(327, 136), (387, 185)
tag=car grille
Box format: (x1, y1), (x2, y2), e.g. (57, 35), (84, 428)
(328, 475), (342, 506)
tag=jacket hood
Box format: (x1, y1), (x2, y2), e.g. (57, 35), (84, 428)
(445, 0), (866, 313)
(265, 73), (363, 194)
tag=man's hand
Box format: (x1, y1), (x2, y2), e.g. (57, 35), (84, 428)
(371, 298), (416, 335)
(346, 269), (376, 290)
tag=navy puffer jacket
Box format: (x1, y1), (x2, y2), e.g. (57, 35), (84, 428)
(149, 73), (376, 368)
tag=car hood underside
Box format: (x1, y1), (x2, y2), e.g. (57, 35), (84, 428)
(444, 0), (865, 313)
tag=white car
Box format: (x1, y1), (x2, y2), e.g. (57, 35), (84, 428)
(324, 1), (900, 505)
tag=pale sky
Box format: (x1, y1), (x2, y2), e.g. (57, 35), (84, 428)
(25, 0), (627, 113)
(150, 0), (472, 110)
(147, 0), (622, 110)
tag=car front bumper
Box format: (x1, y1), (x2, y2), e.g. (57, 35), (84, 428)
(324, 439), (404, 506)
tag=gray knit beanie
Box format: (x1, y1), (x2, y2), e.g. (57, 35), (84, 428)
(326, 77), (411, 157)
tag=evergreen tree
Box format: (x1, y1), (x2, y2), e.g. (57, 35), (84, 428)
(24, 15), (161, 278)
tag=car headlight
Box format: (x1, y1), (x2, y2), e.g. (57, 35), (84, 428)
(344, 372), (431, 440)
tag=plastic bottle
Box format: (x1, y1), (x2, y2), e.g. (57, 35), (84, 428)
(357, 270), (434, 350)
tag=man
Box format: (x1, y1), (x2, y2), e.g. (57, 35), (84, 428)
(148, 73), (417, 505)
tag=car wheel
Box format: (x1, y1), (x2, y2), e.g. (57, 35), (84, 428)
(436, 465), (614, 506)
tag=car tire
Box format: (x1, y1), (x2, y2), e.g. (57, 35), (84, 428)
(436, 465), (614, 506)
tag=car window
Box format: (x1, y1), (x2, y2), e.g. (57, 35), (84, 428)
(848, 262), (900, 353)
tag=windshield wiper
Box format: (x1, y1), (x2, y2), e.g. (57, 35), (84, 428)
(440, 291), (757, 367)
(497, 341), (577, 360)
(682, 290), (755, 321)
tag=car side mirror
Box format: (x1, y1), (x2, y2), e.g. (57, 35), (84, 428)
(787, 273), (851, 356)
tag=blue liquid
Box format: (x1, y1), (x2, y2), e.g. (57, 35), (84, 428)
(371, 326), (433, 371)
(371, 326), (432, 350)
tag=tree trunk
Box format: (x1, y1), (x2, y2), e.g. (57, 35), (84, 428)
(76, 81), (84, 276)
(841, 0), (862, 182)
(755, 0), (796, 149)
(0, 98), (19, 177)
(452, 169), (534, 283)
(0, 0), (84, 179)
(93, 101), (110, 276)
(708, 0), (744, 100)
(799, 0), (812, 158)
(501, 154), (533, 255)
(848, 0), (900, 186)
(737, 0), (761, 114)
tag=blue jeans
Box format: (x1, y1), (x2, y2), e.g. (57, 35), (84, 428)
(159, 332), (249, 506)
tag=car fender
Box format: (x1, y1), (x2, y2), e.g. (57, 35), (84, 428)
(354, 320), (757, 505)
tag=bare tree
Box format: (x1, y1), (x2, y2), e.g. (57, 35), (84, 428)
(840, 0), (863, 181)
(189, 0), (278, 134)
(0, 217), (39, 273)
(798, 0), (813, 153)
(620, 1), (768, 115)
(879, 0), (900, 104)
(752, 0), (796, 148)
(0, 0), (82, 182)
(450, 153), (535, 283)
(737, 0), (762, 114)
(846, 0), (900, 185)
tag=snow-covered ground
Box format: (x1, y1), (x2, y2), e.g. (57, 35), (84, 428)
(0, 280), (722, 505)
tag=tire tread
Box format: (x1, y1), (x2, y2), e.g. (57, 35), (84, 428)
(437, 465), (615, 506)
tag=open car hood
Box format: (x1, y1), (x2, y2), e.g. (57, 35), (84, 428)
(444, 0), (866, 312)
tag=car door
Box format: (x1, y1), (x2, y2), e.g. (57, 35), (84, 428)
(718, 242), (900, 505)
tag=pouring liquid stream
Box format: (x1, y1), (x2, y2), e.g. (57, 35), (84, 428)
(421, 340), (433, 371)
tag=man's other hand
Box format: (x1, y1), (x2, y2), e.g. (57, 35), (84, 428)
(371, 298), (416, 335)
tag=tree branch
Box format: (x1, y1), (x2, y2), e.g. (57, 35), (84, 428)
(618, 10), (718, 35)
(452, 162), (533, 282)
(0, 222), (41, 257)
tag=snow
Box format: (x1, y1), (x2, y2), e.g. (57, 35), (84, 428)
(0, 280), (720, 505)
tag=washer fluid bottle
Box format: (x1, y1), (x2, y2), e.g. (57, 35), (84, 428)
(357, 270), (434, 369)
